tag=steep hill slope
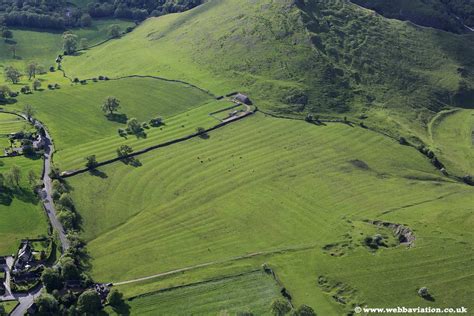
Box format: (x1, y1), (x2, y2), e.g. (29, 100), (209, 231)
(351, 0), (474, 33)
(62, 0), (474, 136)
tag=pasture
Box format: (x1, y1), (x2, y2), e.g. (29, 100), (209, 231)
(107, 271), (281, 315)
(69, 113), (473, 314)
(0, 19), (134, 88)
(12, 77), (218, 170)
(0, 155), (47, 255)
(0, 113), (30, 134)
(0, 300), (18, 314)
(430, 109), (474, 176)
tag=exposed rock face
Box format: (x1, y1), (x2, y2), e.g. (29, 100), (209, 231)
(369, 220), (416, 247)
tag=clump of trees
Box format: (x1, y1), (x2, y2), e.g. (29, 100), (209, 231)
(270, 298), (316, 316)
(0, 0), (202, 30)
(37, 233), (107, 315)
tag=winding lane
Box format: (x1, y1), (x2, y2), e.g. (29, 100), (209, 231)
(1, 113), (70, 315)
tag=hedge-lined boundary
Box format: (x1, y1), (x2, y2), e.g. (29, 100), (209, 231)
(62, 108), (256, 178)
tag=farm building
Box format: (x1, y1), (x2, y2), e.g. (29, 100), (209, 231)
(13, 241), (33, 271)
(235, 93), (252, 105)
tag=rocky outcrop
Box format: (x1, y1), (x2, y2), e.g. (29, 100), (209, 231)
(368, 220), (415, 247)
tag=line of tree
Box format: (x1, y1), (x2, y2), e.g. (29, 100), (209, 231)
(0, 0), (202, 30)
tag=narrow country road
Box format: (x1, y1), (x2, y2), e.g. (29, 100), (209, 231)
(26, 115), (70, 253)
(10, 288), (43, 316)
(38, 122), (70, 253)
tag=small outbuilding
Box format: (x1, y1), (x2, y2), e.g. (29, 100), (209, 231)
(235, 93), (252, 105)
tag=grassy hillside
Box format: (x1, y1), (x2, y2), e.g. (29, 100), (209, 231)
(60, 0), (474, 140)
(351, 0), (474, 33)
(429, 109), (474, 175)
(11, 77), (216, 170)
(0, 19), (134, 88)
(69, 113), (473, 314)
(0, 156), (48, 255)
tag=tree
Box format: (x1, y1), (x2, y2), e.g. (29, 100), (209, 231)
(77, 290), (102, 314)
(270, 299), (291, 316)
(102, 96), (120, 115)
(23, 104), (35, 120)
(7, 165), (21, 187)
(109, 24), (121, 38)
(20, 85), (31, 94)
(4, 65), (21, 84)
(58, 210), (76, 230)
(291, 305), (316, 316)
(34, 293), (59, 315)
(107, 289), (123, 307)
(0, 85), (11, 101)
(58, 193), (74, 210)
(85, 155), (98, 169)
(127, 118), (142, 134)
(63, 32), (78, 54)
(117, 144), (133, 159)
(41, 268), (63, 292)
(60, 257), (80, 281)
(26, 62), (38, 80)
(33, 79), (41, 90)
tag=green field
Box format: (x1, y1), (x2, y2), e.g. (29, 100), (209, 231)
(0, 19), (134, 88)
(0, 0), (471, 314)
(12, 77), (218, 170)
(0, 300), (18, 314)
(107, 271), (281, 315)
(429, 109), (474, 176)
(0, 112), (29, 135)
(69, 113), (473, 314)
(0, 155), (48, 255)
